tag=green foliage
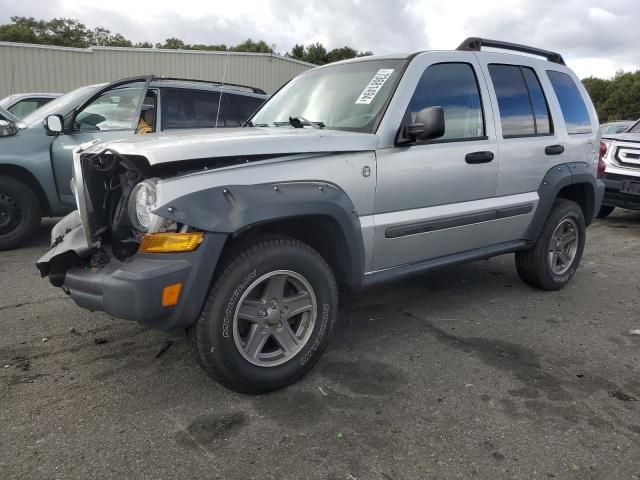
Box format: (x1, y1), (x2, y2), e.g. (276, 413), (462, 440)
(287, 43), (373, 65)
(0, 16), (372, 64)
(583, 71), (640, 122)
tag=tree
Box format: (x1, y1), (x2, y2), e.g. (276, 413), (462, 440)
(230, 39), (273, 53)
(326, 46), (358, 63)
(303, 42), (328, 65)
(0, 16), (374, 65)
(158, 37), (186, 49)
(0, 16), (91, 47)
(583, 71), (640, 122)
(285, 43), (374, 65)
(288, 44), (305, 61)
(91, 28), (132, 47)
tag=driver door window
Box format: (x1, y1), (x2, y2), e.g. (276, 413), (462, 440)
(405, 62), (485, 141)
(75, 86), (146, 132)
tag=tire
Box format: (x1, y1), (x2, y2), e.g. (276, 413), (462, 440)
(190, 236), (338, 394)
(596, 205), (615, 219)
(0, 176), (42, 251)
(515, 199), (585, 291)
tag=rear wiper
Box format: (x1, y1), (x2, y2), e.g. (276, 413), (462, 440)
(273, 117), (325, 129)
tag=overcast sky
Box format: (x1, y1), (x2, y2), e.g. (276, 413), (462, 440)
(1, 0), (638, 79)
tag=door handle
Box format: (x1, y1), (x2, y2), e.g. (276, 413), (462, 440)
(465, 151), (494, 164)
(545, 144), (565, 155)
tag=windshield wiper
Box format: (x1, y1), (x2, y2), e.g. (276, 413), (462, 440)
(273, 117), (325, 129)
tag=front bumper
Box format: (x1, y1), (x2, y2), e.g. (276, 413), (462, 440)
(37, 223), (226, 332)
(601, 173), (640, 210)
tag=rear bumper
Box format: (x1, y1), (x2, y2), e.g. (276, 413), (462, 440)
(602, 173), (640, 209)
(38, 226), (227, 332)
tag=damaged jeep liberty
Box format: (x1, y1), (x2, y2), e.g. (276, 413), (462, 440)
(38, 38), (605, 394)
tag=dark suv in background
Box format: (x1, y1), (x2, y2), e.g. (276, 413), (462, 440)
(0, 76), (268, 249)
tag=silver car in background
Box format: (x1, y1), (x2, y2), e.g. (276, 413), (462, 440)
(0, 92), (62, 118)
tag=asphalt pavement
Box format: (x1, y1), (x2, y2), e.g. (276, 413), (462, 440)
(1, 211), (639, 480)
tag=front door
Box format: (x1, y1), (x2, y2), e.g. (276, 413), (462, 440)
(372, 54), (501, 270)
(51, 83), (155, 205)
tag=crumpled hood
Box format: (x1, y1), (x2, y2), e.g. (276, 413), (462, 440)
(98, 127), (380, 165)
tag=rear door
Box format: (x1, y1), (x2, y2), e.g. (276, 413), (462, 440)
(476, 54), (567, 197)
(372, 52), (501, 270)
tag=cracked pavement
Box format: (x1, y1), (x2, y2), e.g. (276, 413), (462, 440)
(1, 212), (639, 479)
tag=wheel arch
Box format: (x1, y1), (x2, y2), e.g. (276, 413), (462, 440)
(0, 164), (51, 216)
(524, 163), (599, 241)
(154, 182), (366, 289)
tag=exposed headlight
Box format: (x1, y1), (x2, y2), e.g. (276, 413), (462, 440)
(128, 178), (159, 232)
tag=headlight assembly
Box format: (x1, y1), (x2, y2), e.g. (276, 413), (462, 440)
(128, 178), (159, 232)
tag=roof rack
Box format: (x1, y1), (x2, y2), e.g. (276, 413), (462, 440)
(456, 37), (565, 65)
(151, 76), (267, 95)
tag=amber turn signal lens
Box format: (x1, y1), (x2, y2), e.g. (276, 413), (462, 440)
(162, 283), (182, 307)
(138, 232), (204, 253)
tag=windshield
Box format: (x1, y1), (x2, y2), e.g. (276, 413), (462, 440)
(23, 84), (102, 126)
(251, 59), (407, 133)
(628, 121), (640, 134)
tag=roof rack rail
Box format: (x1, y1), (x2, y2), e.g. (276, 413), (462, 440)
(151, 76), (267, 95)
(456, 37), (566, 65)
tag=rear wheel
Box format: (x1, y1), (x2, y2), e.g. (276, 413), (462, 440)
(515, 199), (585, 291)
(189, 236), (338, 394)
(596, 205), (615, 219)
(0, 176), (41, 250)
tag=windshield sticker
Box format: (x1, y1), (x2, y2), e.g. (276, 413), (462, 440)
(355, 69), (395, 105)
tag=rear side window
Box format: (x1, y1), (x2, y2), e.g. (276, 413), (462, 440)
(227, 94), (266, 124)
(488, 64), (552, 137)
(406, 62), (485, 141)
(162, 89), (238, 129)
(546, 70), (592, 134)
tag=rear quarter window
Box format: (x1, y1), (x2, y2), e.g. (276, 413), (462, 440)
(546, 71), (592, 134)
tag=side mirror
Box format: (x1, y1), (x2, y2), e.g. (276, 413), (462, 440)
(0, 119), (18, 137)
(44, 114), (64, 135)
(396, 106), (445, 145)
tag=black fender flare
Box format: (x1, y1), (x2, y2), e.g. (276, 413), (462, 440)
(154, 181), (365, 286)
(523, 162), (601, 241)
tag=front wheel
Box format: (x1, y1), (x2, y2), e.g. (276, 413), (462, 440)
(0, 176), (41, 251)
(515, 199), (586, 291)
(189, 236), (338, 394)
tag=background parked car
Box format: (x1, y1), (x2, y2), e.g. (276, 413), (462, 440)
(600, 120), (634, 135)
(599, 119), (640, 218)
(0, 93), (62, 118)
(0, 76), (268, 250)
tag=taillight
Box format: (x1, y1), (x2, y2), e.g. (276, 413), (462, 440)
(598, 141), (607, 178)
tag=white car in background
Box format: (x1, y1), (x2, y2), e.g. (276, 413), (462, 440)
(0, 92), (63, 118)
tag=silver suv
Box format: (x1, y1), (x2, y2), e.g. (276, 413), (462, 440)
(38, 38), (605, 394)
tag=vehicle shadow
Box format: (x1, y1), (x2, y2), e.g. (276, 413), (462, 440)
(598, 208), (640, 226)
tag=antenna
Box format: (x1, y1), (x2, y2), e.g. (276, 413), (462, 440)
(9, 63), (15, 103)
(215, 50), (230, 128)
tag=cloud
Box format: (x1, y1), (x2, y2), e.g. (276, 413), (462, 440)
(462, 0), (640, 77)
(0, 0), (638, 78)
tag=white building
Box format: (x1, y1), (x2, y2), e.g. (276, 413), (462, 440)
(0, 41), (314, 98)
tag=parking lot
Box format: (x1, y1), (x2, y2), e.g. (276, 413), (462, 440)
(0, 211), (638, 480)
